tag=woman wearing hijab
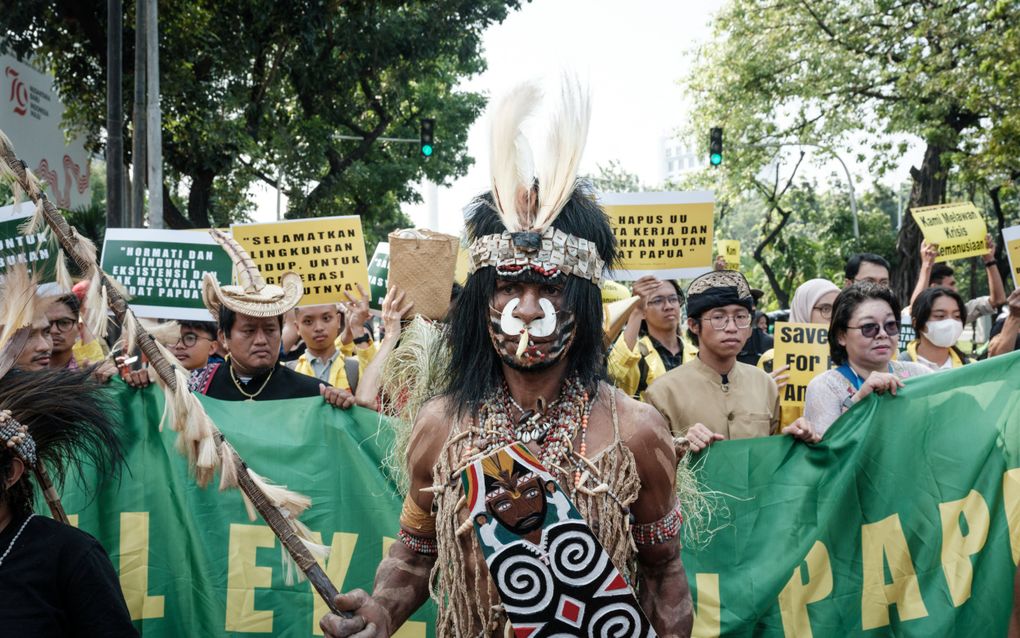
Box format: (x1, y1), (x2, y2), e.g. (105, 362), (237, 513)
(790, 278), (840, 324)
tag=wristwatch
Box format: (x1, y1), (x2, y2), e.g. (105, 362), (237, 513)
(985, 260), (997, 268)
(841, 395), (856, 411)
(352, 333), (372, 346)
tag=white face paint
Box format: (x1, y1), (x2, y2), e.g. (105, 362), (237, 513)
(498, 297), (558, 338)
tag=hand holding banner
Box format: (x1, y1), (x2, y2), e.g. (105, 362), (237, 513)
(773, 321), (833, 406)
(718, 239), (740, 270)
(1003, 225), (1020, 288)
(230, 216), (370, 307)
(602, 191), (715, 280)
(910, 203), (988, 262)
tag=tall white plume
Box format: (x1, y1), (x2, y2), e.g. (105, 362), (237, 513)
(489, 81), (541, 232)
(533, 75), (590, 230)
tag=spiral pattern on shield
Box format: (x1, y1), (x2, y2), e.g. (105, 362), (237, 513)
(588, 602), (643, 637)
(548, 524), (608, 587)
(491, 549), (554, 615)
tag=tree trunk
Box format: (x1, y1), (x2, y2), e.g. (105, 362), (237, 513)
(753, 202), (794, 308)
(187, 170), (214, 228)
(893, 142), (948, 304)
(988, 185), (1010, 286)
(161, 183), (192, 229)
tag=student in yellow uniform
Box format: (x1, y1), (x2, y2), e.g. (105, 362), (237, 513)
(289, 285), (377, 391)
(607, 276), (696, 399)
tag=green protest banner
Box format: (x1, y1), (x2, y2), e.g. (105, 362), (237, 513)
(59, 384), (435, 637)
(101, 229), (233, 321)
(684, 352), (1020, 637)
(55, 353), (1020, 637)
(0, 202), (58, 283)
(367, 242), (389, 310)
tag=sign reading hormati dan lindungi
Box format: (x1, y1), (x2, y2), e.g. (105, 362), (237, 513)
(101, 229), (232, 320)
(231, 216), (370, 306)
(0, 203), (58, 283)
(600, 191), (715, 280)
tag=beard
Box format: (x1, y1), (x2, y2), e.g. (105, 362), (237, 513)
(487, 310), (576, 371)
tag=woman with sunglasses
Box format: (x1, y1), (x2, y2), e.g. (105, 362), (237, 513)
(794, 283), (931, 439)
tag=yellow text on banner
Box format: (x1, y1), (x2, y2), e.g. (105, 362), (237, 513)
(230, 216), (370, 306)
(717, 239), (740, 270)
(774, 321), (833, 407)
(1002, 225), (1020, 289)
(601, 191), (715, 280)
(910, 203), (988, 262)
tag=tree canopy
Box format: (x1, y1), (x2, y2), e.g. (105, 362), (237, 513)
(684, 0), (1020, 301)
(0, 0), (523, 245)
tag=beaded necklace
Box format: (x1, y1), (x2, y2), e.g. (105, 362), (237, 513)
(476, 376), (592, 483)
(0, 513), (34, 569)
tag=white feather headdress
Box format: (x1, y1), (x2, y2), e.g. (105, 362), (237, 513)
(488, 76), (591, 234)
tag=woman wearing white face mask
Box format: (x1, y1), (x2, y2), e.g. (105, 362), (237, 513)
(898, 286), (971, 371)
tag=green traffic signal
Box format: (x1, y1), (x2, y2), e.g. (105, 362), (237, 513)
(422, 144), (433, 157)
(710, 152), (722, 166)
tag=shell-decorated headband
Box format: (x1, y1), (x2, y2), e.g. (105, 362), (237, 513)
(468, 77), (604, 284)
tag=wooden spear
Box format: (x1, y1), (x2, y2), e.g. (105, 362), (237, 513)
(0, 133), (348, 617)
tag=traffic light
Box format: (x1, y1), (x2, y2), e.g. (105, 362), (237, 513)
(420, 118), (435, 157)
(709, 127), (723, 166)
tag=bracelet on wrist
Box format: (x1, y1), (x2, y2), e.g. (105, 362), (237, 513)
(984, 260), (997, 268)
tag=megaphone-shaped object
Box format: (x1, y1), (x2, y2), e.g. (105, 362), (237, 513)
(602, 295), (642, 349)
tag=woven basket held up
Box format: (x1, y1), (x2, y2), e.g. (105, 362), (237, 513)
(387, 229), (460, 320)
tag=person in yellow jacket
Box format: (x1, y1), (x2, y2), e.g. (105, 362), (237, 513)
(608, 276), (696, 398)
(897, 286), (970, 371)
(289, 285), (378, 391)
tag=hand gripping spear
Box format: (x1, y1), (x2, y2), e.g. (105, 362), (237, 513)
(0, 130), (350, 618)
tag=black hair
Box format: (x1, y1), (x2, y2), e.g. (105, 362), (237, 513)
(911, 286), (966, 332)
(0, 367), (123, 519)
(218, 306), (284, 337)
(844, 253), (891, 281)
(53, 293), (81, 317)
(929, 264), (954, 285)
(178, 320), (217, 339)
(828, 282), (902, 365)
(444, 183), (617, 416)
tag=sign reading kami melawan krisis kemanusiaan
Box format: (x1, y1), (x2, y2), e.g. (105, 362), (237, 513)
(230, 215), (370, 307)
(101, 229), (232, 321)
(600, 191), (715, 280)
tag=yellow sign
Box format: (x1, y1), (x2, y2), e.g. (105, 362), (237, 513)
(910, 202), (988, 262)
(601, 191), (715, 279)
(230, 216), (369, 306)
(453, 242), (470, 285)
(718, 239), (740, 270)
(774, 321), (833, 407)
(1004, 225), (1020, 289)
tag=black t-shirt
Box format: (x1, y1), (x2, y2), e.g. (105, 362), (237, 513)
(990, 317), (1020, 352)
(202, 361), (327, 401)
(0, 512), (138, 637)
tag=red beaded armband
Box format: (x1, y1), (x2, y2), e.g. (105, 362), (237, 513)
(631, 502), (683, 546)
(398, 529), (438, 556)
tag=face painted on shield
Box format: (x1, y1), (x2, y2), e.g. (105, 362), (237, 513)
(487, 292), (576, 371)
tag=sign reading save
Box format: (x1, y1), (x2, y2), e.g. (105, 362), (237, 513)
(773, 321), (833, 407)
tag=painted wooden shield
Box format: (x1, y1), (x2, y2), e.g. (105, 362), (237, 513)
(461, 443), (657, 637)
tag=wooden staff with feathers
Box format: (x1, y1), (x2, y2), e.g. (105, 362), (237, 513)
(0, 129), (350, 618)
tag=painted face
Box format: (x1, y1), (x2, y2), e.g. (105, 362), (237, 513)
(485, 472), (548, 535)
(487, 279), (575, 370)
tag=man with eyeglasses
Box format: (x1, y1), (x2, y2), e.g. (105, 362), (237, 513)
(608, 276), (695, 399)
(45, 294), (116, 381)
(645, 271), (780, 452)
